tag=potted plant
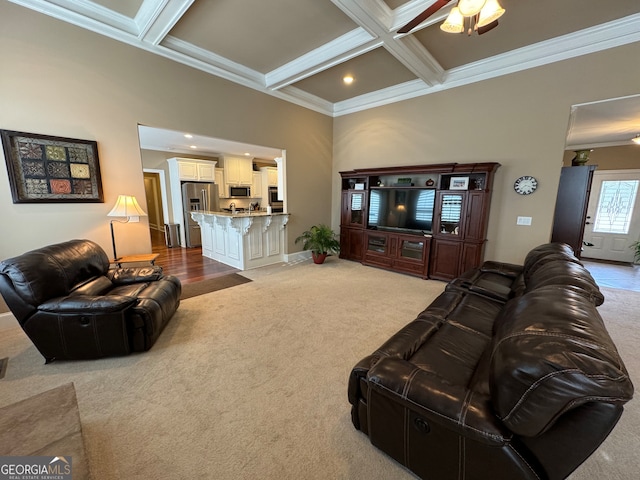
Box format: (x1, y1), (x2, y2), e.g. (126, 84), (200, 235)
(631, 241), (640, 264)
(295, 224), (340, 264)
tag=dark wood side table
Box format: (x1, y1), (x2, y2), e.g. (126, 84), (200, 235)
(112, 253), (159, 268)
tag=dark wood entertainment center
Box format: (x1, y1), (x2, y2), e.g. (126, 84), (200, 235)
(340, 162), (500, 280)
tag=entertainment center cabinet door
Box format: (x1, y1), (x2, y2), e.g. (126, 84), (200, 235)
(342, 190), (367, 227)
(460, 241), (485, 274)
(463, 191), (489, 242)
(340, 227), (364, 261)
(430, 238), (462, 281)
(363, 231), (394, 268)
(394, 235), (431, 278)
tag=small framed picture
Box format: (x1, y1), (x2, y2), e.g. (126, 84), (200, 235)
(450, 177), (469, 190)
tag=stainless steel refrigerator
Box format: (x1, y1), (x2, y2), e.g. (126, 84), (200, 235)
(182, 182), (220, 247)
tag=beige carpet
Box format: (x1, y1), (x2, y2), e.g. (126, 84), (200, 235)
(0, 258), (638, 479)
(0, 382), (92, 479)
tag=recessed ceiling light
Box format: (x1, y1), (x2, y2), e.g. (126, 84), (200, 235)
(190, 145), (197, 149)
(244, 152), (251, 156)
(343, 75), (354, 85)
(184, 134), (193, 139)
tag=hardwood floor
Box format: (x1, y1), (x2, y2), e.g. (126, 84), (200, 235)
(583, 259), (640, 293)
(150, 229), (239, 285)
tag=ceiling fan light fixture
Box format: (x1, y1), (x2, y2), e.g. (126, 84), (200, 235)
(440, 7), (465, 33)
(632, 134), (640, 145)
(457, 0), (487, 16)
(477, 0), (505, 27)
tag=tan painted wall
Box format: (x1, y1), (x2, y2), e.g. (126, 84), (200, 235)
(0, 2), (333, 259)
(333, 42), (640, 264)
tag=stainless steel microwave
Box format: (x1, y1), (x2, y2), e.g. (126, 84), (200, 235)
(228, 186), (251, 198)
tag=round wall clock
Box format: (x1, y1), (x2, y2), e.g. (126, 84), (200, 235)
(514, 176), (538, 195)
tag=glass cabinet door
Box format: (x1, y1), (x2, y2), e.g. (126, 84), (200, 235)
(439, 193), (463, 235)
(366, 233), (387, 253)
(399, 238), (424, 260)
(349, 192), (365, 226)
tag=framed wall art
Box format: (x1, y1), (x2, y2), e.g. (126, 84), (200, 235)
(1, 129), (104, 203)
(449, 176), (470, 190)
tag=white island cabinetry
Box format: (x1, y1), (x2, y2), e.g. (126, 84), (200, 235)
(190, 212), (289, 270)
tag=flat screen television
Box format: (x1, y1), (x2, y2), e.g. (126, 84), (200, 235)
(368, 188), (435, 234)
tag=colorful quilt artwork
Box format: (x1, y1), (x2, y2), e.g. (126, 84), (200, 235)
(1, 130), (104, 203)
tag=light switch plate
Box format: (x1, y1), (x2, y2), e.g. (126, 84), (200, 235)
(517, 216), (532, 226)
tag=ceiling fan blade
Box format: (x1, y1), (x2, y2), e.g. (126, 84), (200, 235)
(478, 19), (499, 35)
(398, 0), (451, 34)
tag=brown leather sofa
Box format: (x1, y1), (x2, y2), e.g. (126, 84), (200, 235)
(348, 243), (633, 480)
(0, 239), (181, 363)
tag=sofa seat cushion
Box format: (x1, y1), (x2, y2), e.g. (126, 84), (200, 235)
(108, 283), (150, 298)
(70, 276), (113, 296)
(490, 286), (634, 437)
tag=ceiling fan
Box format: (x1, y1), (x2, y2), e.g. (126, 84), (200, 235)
(398, 0), (505, 36)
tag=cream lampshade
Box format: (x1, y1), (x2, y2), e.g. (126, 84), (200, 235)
(107, 195), (147, 260)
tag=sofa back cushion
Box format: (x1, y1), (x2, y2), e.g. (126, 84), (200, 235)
(522, 243), (580, 281)
(0, 239), (109, 310)
(490, 286), (633, 437)
(524, 260), (605, 306)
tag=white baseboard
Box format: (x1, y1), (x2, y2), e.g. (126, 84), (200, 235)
(285, 250), (312, 263)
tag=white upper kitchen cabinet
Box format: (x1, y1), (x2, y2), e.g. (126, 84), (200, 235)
(261, 167), (278, 186)
(168, 157), (217, 182)
(215, 168), (225, 197)
(252, 172), (262, 199)
(223, 156), (253, 186)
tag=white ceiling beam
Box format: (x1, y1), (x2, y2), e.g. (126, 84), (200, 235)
(332, 0), (445, 88)
(160, 36), (265, 86)
(137, 0), (194, 45)
(265, 28), (380, 90)
(8, 0), (138, 34)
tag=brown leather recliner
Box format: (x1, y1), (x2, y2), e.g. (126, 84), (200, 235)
(0, 239), (181, 362)
(348, 243), (634, 480)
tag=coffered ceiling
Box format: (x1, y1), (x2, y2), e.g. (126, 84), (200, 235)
(8, 0), (640, 114)
(7, 0), (640, 149)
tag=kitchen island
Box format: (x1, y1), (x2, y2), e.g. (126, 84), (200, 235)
(190, 211), (289, 270)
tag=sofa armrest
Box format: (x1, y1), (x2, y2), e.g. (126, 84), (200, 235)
(368, 357), (512, 446)
(107, 266), (164, 285)
(348, 354), (380, 405)
(39, 294), (137, 313)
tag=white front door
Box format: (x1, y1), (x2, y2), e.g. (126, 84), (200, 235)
(582, 170), (640, 262)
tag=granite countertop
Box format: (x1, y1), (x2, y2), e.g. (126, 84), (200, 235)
(196, 210), (288, 218)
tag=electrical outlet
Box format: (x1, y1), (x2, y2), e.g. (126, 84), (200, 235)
(517, 216), (532, 226)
